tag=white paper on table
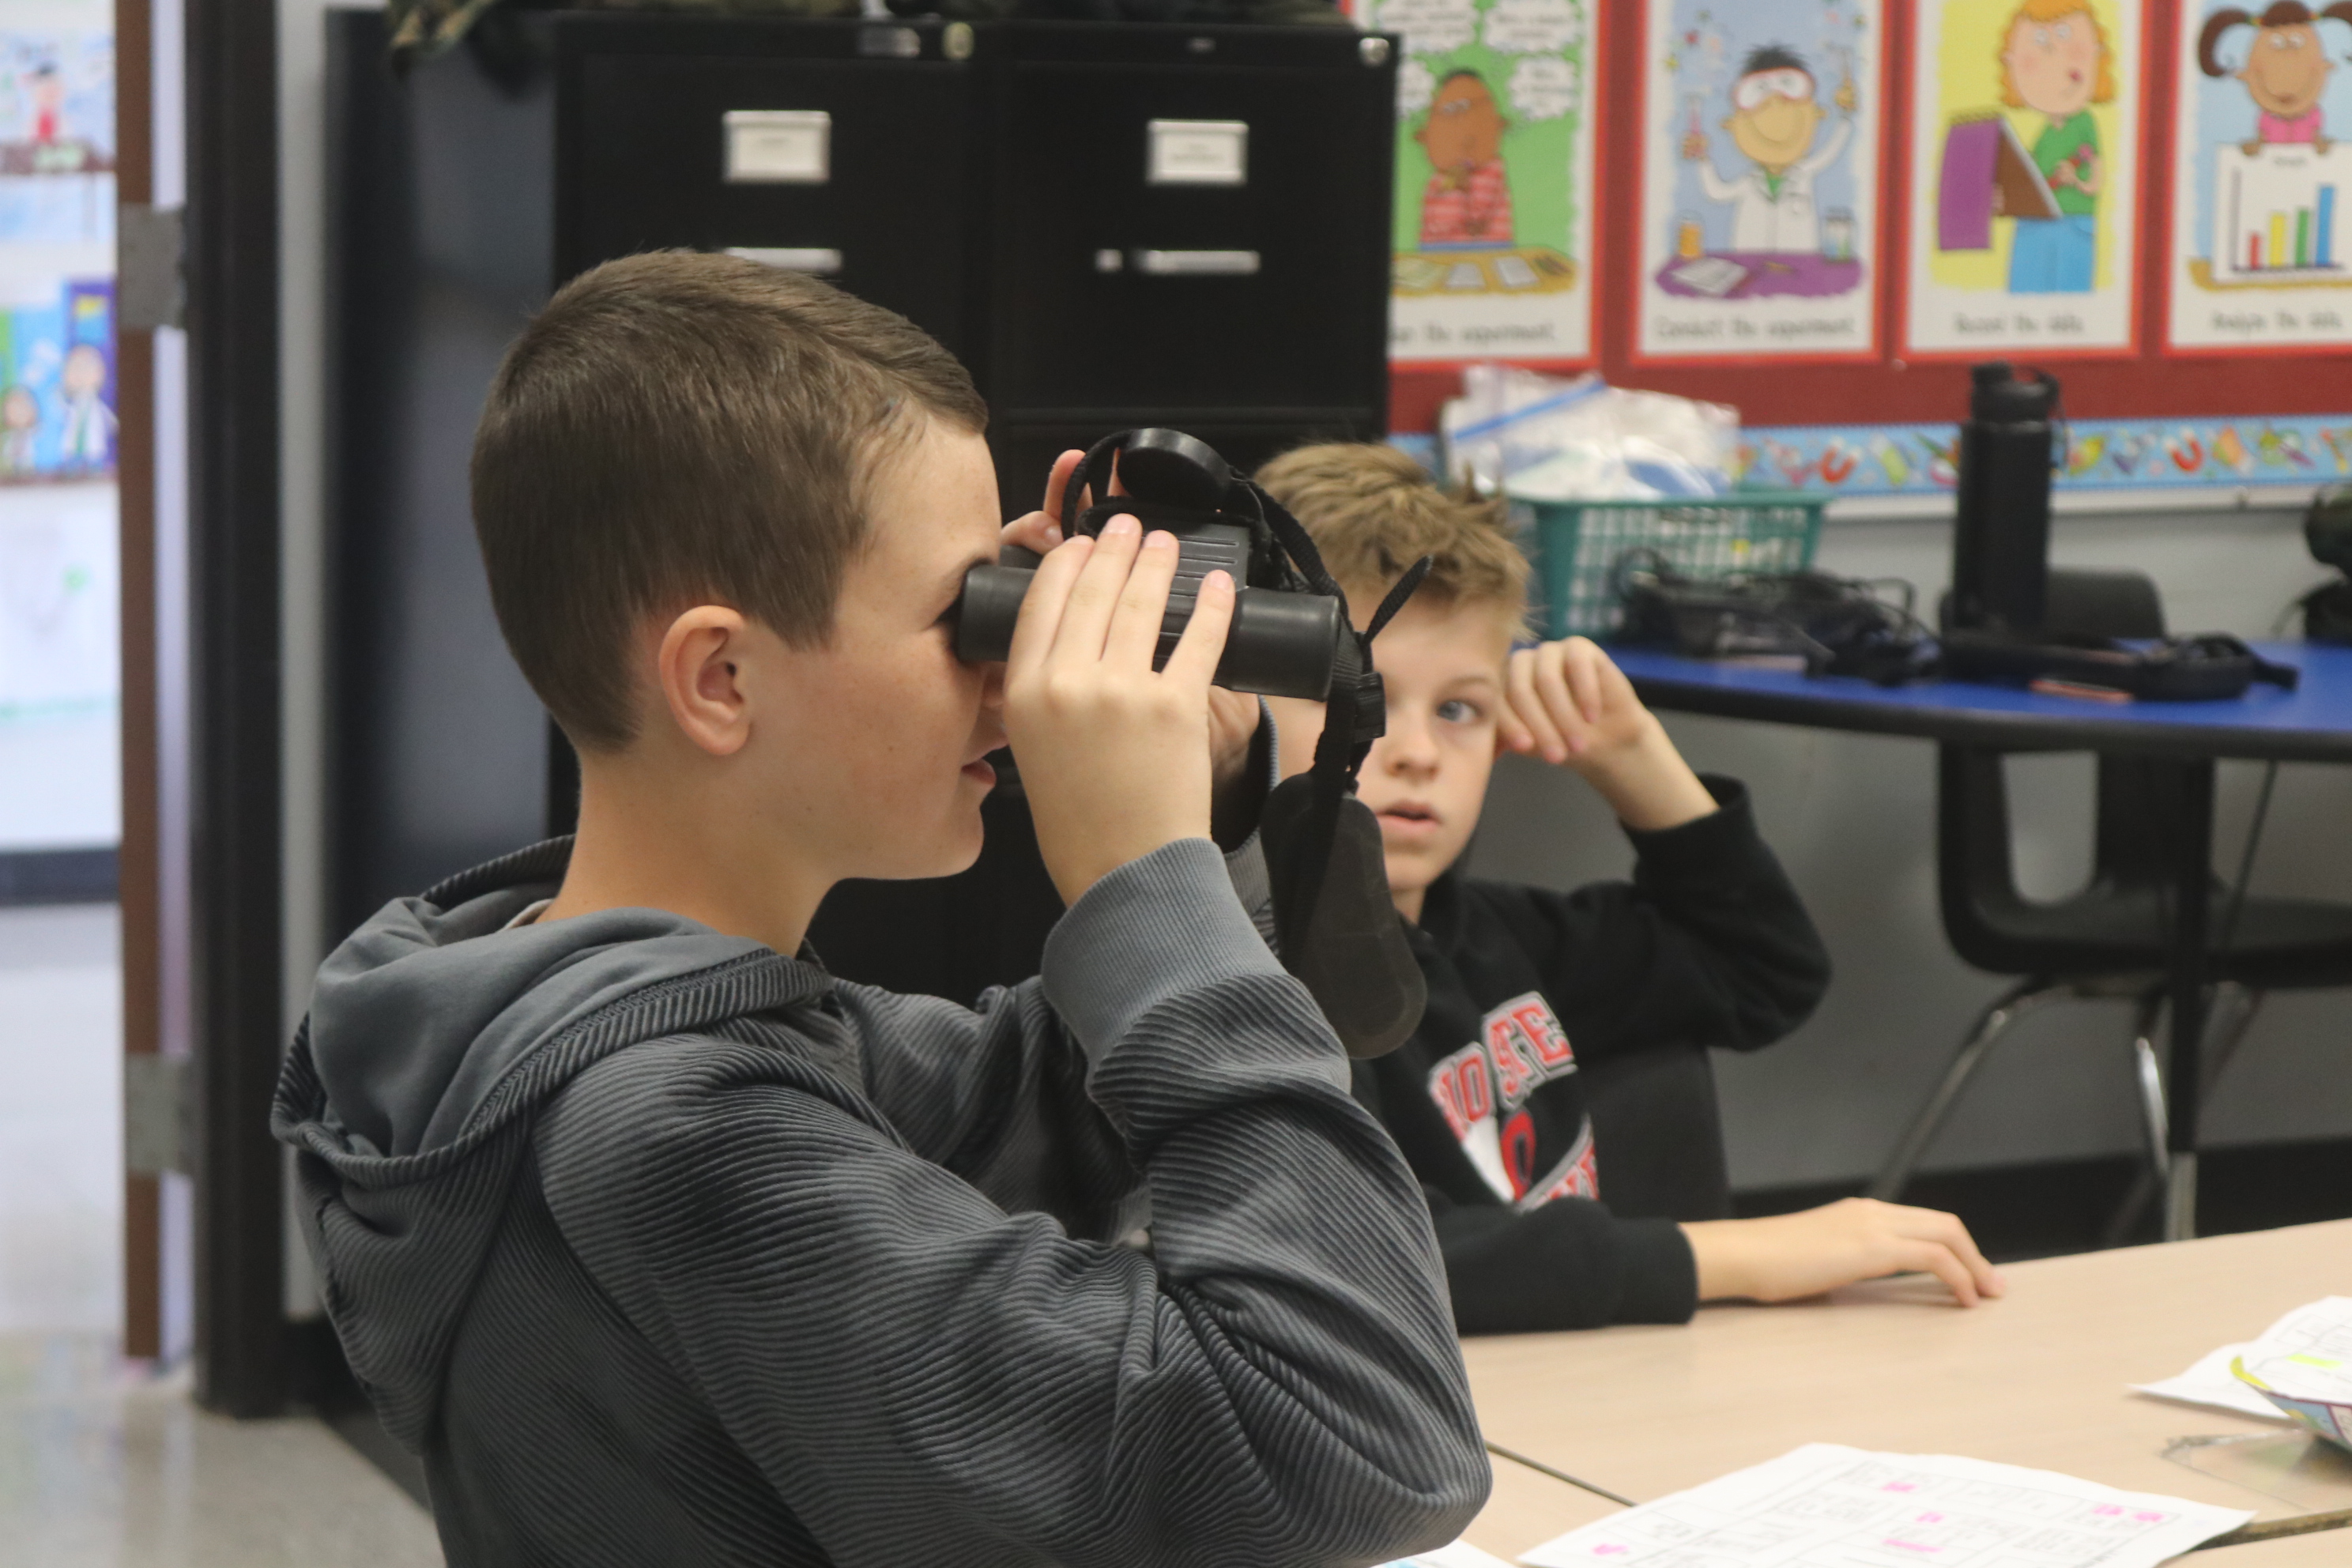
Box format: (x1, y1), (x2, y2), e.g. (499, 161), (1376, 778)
(2133, 1296), (2352, 1417)
(1377, 1542), (1516, 1568)
(1517, 1443), (2250, 1568)
(2131, 1341), (2286, 1421)
(2235, 1295), (2352, 1402)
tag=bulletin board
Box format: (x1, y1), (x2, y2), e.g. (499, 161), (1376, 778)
(1379, 0), (2352, 450)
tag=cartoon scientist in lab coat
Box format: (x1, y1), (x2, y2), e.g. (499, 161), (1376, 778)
(1682, 44), (1853, 253)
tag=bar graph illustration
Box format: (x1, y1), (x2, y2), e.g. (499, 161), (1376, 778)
(2211, 144), (2351, 283)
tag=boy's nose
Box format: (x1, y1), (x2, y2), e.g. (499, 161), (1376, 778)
(978, 661), (1008, 711)
(1381, 720), (1442, 777)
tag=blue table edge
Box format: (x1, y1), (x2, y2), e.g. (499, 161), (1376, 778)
(1609, 640), (2352, 763)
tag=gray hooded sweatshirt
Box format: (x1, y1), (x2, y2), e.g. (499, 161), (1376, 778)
(273, 832), (1489, 1568)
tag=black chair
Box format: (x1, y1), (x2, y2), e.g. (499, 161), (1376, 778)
(1870, 569), (2352, 1240)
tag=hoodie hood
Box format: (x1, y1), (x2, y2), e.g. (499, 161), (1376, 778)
(272, 838), (830, 1450)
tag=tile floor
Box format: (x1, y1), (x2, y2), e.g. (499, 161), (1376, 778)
(0, 1333), (442, 1566)
(0, 905), (439, 1563)
(0, 903), (122, 1334)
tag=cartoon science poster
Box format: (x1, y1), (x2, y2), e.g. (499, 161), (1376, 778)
(2167, 2), (2352, 349)
(1366, 0), (1598, 364)
(1636, 0), (1884, 361)
(1904, 0), (2147, 355)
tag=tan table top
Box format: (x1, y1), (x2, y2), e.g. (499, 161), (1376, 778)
(1453, 1219), (2352, 1563)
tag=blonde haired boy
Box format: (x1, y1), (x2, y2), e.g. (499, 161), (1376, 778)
(1259, 443), (2005, 1332)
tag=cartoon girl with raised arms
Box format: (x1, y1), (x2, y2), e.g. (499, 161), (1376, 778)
(2199, 2), (2352, 153)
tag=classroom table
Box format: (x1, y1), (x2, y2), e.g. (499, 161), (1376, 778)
(1606, 641), (2352, 1241)
(1454, 1220), (2352, 1564)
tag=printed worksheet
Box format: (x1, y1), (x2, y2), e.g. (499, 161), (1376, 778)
(1378, 1543), (1516, 1568)
(1518, 1443), (2248, 1568)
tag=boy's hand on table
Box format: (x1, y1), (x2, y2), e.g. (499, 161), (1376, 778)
(1003, 494), (1238, 906)
(1498, 637), (1719, 831)
(1680, 1198), (2007, 1308)
(1003, 453), (1260, 823)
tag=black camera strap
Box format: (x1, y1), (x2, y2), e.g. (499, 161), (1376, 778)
(1054, 431), (1433, 1057)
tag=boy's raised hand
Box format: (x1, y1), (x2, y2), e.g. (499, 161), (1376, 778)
(1499, 636), (1718, 831)
(1001, 503), (1238, 907)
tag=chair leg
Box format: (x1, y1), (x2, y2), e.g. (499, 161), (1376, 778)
(2201, 986), (2265, 1096)
(2129, 992), (2169, 1180)
(2102, 991), (2169, 1248)
(1870, 980), (2059, 1204)
(2156, 986), (2261, 1244)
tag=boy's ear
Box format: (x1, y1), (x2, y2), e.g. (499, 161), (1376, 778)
(656, 605), (753, 758)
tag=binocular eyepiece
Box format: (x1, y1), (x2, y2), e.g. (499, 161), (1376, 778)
(952, 429), (1348, 703)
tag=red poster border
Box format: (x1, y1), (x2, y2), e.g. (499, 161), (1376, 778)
(1623, 0), (1901, 370)
(1893, 0), (2157, 363)
(1380, 0), (1608, 375)
(1385, 0), (2352, 433)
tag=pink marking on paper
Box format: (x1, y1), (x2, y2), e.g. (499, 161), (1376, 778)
(1917, 1513), (1945, 1523)
(2135, 1512), (2167, 1522)
(1592, 1547), (1628, 1557)
(2094, 1506), (2123, 1517)
(1883, 1540), (1942, 1554)
(1883, 1482), (1919, 1493)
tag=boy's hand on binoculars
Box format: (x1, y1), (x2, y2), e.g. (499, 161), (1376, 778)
(1501, 637), (1718, 832)
(996, 449), (1087, 558)
(1003, 514), (1237, 907)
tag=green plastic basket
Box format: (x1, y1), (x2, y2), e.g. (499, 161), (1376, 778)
(1516, 492), (1829, 640)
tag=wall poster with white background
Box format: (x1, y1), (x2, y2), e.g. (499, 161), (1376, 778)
(2166, 0), (2352, 351)
(1361, 0), (1599, 364)
(1635, 0), (1885, 361)
(0, 0), (117, 856)
(1904, 0), (2147, 356)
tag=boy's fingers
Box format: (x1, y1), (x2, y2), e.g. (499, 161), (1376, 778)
(1893, 1240), (1981, 1306)
(1912, 1208), (2005, 1298)
(1051, 515), (1144, 662)
(1563, 639), (1607, 726)
(1507, 653), (1569, 761)
(1533, 643), (1596, 756)
(1497, 709), (1536, 755)
(1105, 530), (1182, 667)
(1001, 511), (1061, 555)
(1041, 449), (1083, 530)
(1004, 535), (1096, 675)
(1163, 569), (1235, 689)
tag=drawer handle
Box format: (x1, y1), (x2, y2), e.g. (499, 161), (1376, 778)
(1127, 249), (1260, 277)
(726, 247), (843, 276)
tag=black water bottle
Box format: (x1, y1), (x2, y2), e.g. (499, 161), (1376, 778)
(1949, 362), (2059, 635)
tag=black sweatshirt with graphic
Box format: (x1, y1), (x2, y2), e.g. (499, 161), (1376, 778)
(1350, 776), (1830, 1335)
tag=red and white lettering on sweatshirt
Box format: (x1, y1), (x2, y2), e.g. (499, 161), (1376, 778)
(1425, 991), (1599, 1210)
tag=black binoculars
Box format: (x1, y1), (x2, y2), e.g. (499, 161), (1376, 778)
(952, 429), (1349, 703)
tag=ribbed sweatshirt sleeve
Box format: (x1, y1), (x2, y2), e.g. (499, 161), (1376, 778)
(1487, 776), (1830, 1065)
(534, 837), (1488, 1568)
(1430, 1193), (1698, 1332)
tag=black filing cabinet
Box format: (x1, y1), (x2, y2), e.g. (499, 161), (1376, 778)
(564, 36), (986, 356)
(324, 9), (1393, 944)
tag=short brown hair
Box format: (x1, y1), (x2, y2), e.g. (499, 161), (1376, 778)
(1255, 443), (1528, 630)
(471, 251), (988, 752)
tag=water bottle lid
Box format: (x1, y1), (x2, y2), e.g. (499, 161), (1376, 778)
(1969, 361), (2058, 423)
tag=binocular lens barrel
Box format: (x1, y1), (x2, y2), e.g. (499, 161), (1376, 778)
(954, 563), (1342, 702)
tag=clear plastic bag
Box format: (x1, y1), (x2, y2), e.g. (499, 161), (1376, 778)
(1439, 364), (1740, 501)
